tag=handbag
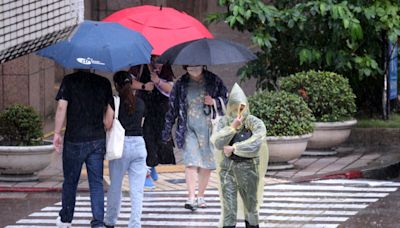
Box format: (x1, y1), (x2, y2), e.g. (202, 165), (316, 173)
(229, 128), (253, 161)
(105, 96), (125, 160)
(211, 97), (226, 135)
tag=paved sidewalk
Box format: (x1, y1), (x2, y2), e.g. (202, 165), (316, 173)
(1, 118), (399, 192)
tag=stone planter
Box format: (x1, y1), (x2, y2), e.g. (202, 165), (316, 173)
(304, 119), (357, 155)
(0, 143), (54, 181)
(266, 134), (312, 170)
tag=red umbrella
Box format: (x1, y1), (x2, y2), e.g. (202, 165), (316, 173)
(102, 5), (213, 55)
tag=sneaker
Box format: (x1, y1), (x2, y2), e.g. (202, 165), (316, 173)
(197, 197), (207, 208)
(56, 216), (72, 228)
(104, 224), (114, 228)
(144, 176), (155, 189)
(184, 199), (197, 211)
(150, 166), (158, 181)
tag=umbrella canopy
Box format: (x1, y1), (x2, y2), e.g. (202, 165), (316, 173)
(37, 20), (153, 72)
(102, 5), (213, 55)
(156, 38), (257, 65)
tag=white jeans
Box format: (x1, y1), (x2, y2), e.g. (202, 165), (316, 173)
(104, 136), (147, 228)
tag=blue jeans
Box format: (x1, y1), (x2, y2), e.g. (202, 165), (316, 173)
(105, 136), (147, 228)
(59, 139), (105, 228)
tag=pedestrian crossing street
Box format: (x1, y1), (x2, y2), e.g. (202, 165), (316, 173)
(6, 179), (400, 228)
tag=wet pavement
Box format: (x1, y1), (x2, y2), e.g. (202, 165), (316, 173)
(3, 179), (400, 227)
(2, 118), (400, 227)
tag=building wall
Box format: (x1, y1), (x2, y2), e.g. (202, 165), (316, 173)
(0, 0), (83, 117)
(0, 0), (257, 118)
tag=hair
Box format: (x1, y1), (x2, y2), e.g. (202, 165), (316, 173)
(113, 71), (135, 114)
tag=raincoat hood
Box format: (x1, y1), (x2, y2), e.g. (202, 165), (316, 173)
(226, 83), (250, 119)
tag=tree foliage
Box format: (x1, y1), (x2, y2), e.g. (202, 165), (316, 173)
(209, 0), (400, 114)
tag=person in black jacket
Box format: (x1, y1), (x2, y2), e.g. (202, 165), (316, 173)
(129, 57), (176, 189)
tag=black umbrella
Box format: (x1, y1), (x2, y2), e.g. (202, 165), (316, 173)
(156, 38), (256, 65)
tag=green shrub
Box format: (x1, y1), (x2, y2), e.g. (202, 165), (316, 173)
(280, 70), (356, 122)
(0, 104), (43, 146)
(248, 91), (315, 136)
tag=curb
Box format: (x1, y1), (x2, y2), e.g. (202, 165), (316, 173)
(361, 156), (400, 180)
(291, 155), (400, 183)
(291, 169), (363, 183)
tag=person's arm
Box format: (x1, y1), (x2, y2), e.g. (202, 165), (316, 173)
(211, 116), (243, 152)
(103, 104), (114, 130)
(161, 82), (180, 142)
(151, 72), (173, 93)
(53, 100), (68, 153)
(231, 116), (266, 158)
(131, 78), (154, 91)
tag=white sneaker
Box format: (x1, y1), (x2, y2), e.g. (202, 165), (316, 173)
(56, 216), (72, 228)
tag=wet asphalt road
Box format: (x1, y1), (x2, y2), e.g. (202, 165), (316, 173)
(0, 192), (60, 227)
(340, 177), (400, 228)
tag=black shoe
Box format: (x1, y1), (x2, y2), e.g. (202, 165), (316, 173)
(184, 199), (197, 211)
(245, 220), (259, 228)
(104, 224), (114, 228)
(223, 226), (236, 228)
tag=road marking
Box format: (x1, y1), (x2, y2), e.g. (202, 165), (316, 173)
(7, 180), (399, 228)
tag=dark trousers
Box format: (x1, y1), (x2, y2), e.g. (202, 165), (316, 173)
(59, 139), (105, 227)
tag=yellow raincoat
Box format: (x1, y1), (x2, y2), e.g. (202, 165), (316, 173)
(211, 83), (268, 228)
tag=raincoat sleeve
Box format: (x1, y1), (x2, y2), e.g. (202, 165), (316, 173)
(162, 83), (179, 142)
(232, 115), (266, 158)
(211, 117), (236, 150)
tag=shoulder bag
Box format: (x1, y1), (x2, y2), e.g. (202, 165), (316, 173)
(106, 96), (125, 160)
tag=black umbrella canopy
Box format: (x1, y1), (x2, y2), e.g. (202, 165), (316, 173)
(156, 38), (256, 65)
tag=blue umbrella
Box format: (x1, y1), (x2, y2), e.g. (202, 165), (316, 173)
(37, 20), (152, 72)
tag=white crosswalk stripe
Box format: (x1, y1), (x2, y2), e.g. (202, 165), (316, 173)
(6, 179), (399, 228)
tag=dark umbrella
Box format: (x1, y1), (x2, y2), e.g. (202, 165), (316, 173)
(37, 20), (153, 72)
(156, 38), (256, 65)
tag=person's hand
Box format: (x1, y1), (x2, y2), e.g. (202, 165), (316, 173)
(53, 132), (63, 154)
(231, 115), (244, 129)
(150, 72), (160, 84)
(145, 82), (154, 91)
(223, 146), (234, 157)
(204, 95), (214, 106)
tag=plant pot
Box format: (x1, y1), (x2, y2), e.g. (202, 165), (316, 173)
(0, 142), (54, 181)
(304, 119), (357, 155)
(266, 134), (312, 170)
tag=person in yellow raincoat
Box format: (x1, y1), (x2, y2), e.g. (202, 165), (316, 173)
(211, 83), (268, 228)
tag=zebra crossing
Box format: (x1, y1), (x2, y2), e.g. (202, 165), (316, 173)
(6, 179), (400, 228)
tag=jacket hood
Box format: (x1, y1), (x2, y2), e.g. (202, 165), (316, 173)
(226, 83), (250, 119)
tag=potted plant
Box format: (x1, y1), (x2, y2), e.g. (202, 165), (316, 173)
(0, 104), (54, 181)
(249, 91), (315, 170)
(280, 70), (357, 155)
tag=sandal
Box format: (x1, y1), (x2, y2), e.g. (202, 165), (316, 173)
(184, 199), (197, 211)
(197, 197), (207, 208)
